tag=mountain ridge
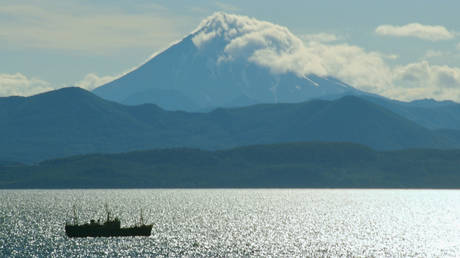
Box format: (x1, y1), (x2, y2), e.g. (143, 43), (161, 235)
(1, 87), (458, 163)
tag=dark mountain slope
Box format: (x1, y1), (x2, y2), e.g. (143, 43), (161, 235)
(294, 96), (443, 149)
(0, 87), (455, 163)
(201, 96), (446, 149)
(0, 87), (177, 162)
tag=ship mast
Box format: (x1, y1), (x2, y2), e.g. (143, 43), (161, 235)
(140, 208), (144, 225)
(72, 204), (78, 225)
(105, 203), (111, 222)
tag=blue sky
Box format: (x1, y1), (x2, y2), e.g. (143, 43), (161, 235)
(2, 0), (460, 100)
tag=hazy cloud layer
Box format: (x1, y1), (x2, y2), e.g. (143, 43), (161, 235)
(0, 72), (118, 97)
(214, 2), (239, 12)
(424, 50), (444, 59)
(375, 23), (454, 41)
(0, 73), (53, 97)
(0, 2), (184, 53)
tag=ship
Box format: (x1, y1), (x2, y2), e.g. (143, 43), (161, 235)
(65, 205), (152, 238)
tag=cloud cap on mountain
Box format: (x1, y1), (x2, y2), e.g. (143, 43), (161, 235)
(190, 12), (392, 93)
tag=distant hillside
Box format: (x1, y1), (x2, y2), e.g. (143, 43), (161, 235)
(2, 142), (460, 188)
(0, 87), (458, 163)
(362, 95), (460, 130)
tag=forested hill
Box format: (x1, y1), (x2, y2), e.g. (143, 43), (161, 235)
(2, 87), (459, 163)
(2, 142), (460, 189)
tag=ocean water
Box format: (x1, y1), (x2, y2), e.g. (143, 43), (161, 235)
(1, 189), (459, 257)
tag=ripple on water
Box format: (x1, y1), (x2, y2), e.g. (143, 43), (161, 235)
(1, 189), (460, 256)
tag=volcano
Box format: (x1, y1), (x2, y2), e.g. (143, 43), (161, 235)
(93, 13), (361, 111)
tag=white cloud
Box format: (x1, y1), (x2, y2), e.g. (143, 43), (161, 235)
(389, 61), (460, 101)
(74, 74), (117, 91)
(299, 42), (394, 93)
(190, 13), (460, 102)
(300, 33), (338, 43)
(375, 23), (454, 41)
(394, 61), (460, 89)
(0, 73), (54, 97)
(0, 72), (119, 97)
(192, 30), (219, 48)
(457, 42), (460, 50)
(192, 13), (393, 93)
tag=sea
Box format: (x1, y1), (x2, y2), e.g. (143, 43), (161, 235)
(1, 189), (459, 257)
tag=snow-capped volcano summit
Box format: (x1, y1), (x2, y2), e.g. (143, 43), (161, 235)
(93, 13), (360, 111)
(191, 12), (311, 75)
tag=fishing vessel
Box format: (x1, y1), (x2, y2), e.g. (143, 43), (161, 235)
(65, 205), (152, 238)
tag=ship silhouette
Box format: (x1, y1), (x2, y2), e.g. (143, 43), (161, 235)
(65, 205), (152, 237)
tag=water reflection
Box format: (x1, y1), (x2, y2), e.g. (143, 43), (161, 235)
(0, 189), (459, 256)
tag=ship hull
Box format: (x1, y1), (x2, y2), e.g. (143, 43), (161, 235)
(65, 224), (153, 238)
